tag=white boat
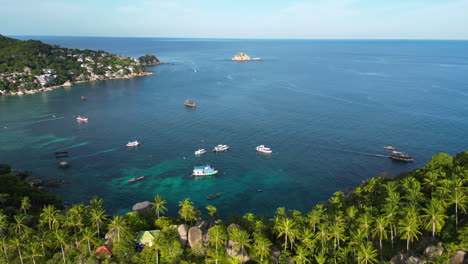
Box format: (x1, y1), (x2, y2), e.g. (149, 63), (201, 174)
(213, 144), (230, 152)
(256, 145), (272, 154)
(126, 140), (141, 147)
(76, 116), (88, 122)
(192, 165), (218, 176)
(194, 149), (206, 155)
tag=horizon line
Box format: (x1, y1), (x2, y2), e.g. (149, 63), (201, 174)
(6, 34), (468, 41)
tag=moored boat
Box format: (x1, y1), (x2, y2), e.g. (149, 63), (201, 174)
(128, 176), (145, 182)
(81, 96), (87, 101)
(76, 116), (88, 122)
(184, 99), (196, 107)
(384, 146), (396, 150)
(256, 145), (272, 154)
(126, 140), (141, 147)
(207, 192), (222, 199)
(213, 144), (229, 152)
(192, 165), (218, 176)
(194, 149), (206, 155)
(390, 151), (414, 161)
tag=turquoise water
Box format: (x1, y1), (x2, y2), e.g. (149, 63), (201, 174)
(1, 37), (468, 216)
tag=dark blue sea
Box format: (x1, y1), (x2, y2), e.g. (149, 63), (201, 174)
(1, 37), (468, 216)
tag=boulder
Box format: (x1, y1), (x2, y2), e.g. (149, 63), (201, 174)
(448, 250), (468, 264)
(405, 256), (426, 264)
(424, 244), (443, 260)
(391, 253), (427, 264)
(232, 53), (252, 61)
(188, 226), (203, 249)
(132, 201), (151, 213)
(177, 224), (189, 247)
(196, 220), (209, 231)
(58, 161), (70, 168)
(24, 176), (43, 187)
(46, 179), (66, 188)
(62, 80), (72, 87)
(226, 239), (250, 263)
(271, 246), (281, 264)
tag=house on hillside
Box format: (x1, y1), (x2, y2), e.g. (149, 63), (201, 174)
(135, 230), (160, 248)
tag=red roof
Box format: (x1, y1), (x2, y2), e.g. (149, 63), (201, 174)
(95, 246), (113, 255)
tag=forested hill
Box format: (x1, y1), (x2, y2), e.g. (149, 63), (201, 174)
(0, 35), (158, 94)
(0, 152), (467, 264)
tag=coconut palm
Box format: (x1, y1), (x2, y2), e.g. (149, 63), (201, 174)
(276, 217), (297, 251)
(398, 216), (421, 251)
(357, 212), (373, 240)
(445, 186), (467, 230)
(90, 208), (106, 238)
(55, 229), (68, 264)
(150, 194), (168, 218)
(357, 241), (378, 264)
(228, 227), (252, 258)
(316, 223), (329, 254)
(383, 181), (398, 194)
(80, 227), (96, 255)
(306, 209), (322, 234)
(298, 227), (315, 252)
(20, 196), (31, 215)
(40, 205), (59, 231)
(385, 191), (401, 207)
(206, 205), (218, 221)
(345, 205), (358, 226)
(11, 214), (29, 237)
(34, 232), (52, 257)
(25, 243), (42, 264)
(208, 225), (227, 264)
(422, 199), (447, 237)
(178, 198), (198, 223)
(382, 203), (398, 247)
(330, 221), (345, 254)
(0, 213), (8, 237)
(314, 252), (327, 264)
(423, 171), (441, 197)
(291, 245), (310, 264)
(64, 210), (83, 248)
(0, 236), (10, 263)
(372, 216), (388, 260)
(252, 235), (272, 264)
(106, 215), (127, 242)
(89, 196), (104, 210)
(12, 237), (24, 264)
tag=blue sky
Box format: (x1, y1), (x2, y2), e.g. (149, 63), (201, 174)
(1, 0), (468, 39)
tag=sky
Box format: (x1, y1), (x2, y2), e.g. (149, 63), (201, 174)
(1, 0), (468, 39)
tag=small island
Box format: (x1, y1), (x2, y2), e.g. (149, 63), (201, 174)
(0, 35), (162, 96)
(231, 52), (262, 61)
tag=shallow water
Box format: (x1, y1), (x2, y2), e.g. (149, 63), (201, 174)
(1, 37), (468, 216)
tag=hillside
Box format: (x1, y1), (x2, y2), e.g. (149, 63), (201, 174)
(0, 35), (159, 95)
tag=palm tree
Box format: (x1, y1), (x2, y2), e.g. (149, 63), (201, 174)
(291, 245), (311, 264)
(383, 181), (398, 194)
(12, 237), (24, 264)
(80, 227), (96, 255)
(25, 243), (42, 264)
(150, 194), (168, 218)
(228, 227), (252, 258)
(372, 216), (388, 260)
(385, 191), (401, 207)
(20, 196), (31, 215)
(398, 216), (421, 251)
(314, 252), (327, 264)
(40, 205), (59, 231)
(276, 217), (297, 251)
(345, 205), (358, 226)
(0, 236), (10, 263)
(422, 199), (447, 237)
(34, 232), (52, 257)
(12, 214), (29, 237)
(306, 209), (322, 234)
(298, 227), (315, 252)
(208, 225), (227, 264)
(423, 171), (441, 197)
(357, 212), (373, 240)
(106, 215), (127, 243)
(357, 241), (378, 264)
(330, 221), (345, 255)
(382, 203), (398, 247)
(64, 210), (83, 248)
(178, 198), (198, 223)
(252, 235), (272, 264)
(55, 229), (68, 264)
(206, 205), (218, 221)
(89, 196), (104, 210)
(316, 223), (329, 254)
(446, 186), (467, 230)
(90, 208), (106, 238)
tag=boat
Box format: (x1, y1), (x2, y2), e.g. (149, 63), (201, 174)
(184, 99), (196, 107)
(390, 151), (414, 161)
(213, 144), (229, 152)
(194, 149), (206, 155)
(128, 176), (145, 182)
(126, 141), (141, 147)
(81, 96), (87, 101)
(55, 153), (69, 158)
(55, 151), (68, 154)
(256, 145), (272, 154)
(192, 165), (218, 176)
(384, 146), (396, 150)
(207, 192), (222, 200)
(76, 116), (88, 122)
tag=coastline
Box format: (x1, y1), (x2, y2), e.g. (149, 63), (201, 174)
(3, 71), (154, 96)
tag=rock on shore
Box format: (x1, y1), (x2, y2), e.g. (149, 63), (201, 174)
(232, 52), (262, 61)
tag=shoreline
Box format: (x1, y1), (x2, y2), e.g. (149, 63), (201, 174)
(3, 71), (154, 96)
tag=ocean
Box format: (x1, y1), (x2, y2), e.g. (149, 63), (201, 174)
(1, 37), (468, 216)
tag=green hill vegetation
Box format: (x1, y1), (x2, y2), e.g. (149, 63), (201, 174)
(0, 152), (467, 263)
(0, 35), (158, 94)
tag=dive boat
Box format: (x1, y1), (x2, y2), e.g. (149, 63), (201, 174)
(184, 99), (196, 107)
(256, 145), (272, 154)
(207, 192), (222, 200)
(192, 165), (218, 176)
(126, 141), (141, 147)
(128, 176), (145, 182)
(213, 144), (229, 152)
(390, 151), (414, 161)
(76, 116), (88, 122)
(194, 149), (206, 155)
(384, 146), (396, 150)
